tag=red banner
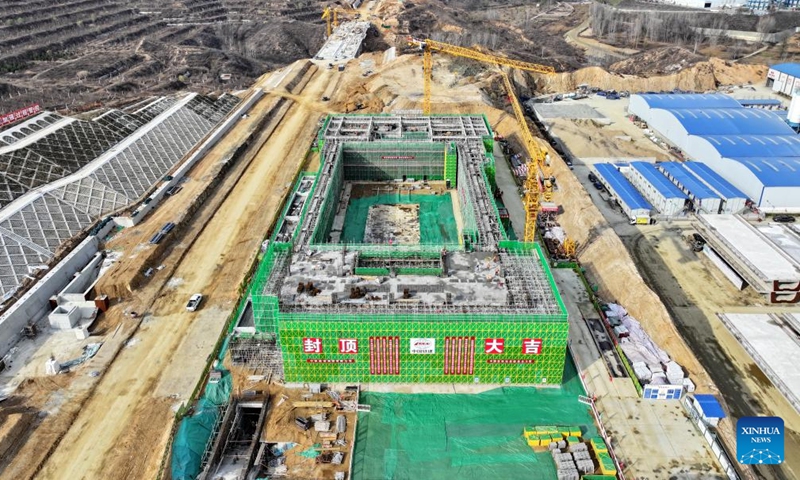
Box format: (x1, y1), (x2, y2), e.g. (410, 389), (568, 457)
(0, 104), (40, 127)
(369, 336), (400, 375)
(444, 336), (475, 375)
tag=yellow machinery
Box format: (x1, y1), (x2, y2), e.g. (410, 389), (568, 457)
(409, 38), (563, 243)
(322, 7), (333, 37)
(562, 237), (577, 259)
(322, 6), (357, 37)
(499, 70), (544, 242)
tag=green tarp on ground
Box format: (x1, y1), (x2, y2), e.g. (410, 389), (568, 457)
(352, 357), (596, 480)
(170, 370), (233, 480)
(341, 193), (458, 244)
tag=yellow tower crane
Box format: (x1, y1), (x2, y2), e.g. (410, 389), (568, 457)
(322, 7), (334, 37)
(408, 38), (562, 243)
(322, 6), (357, 37)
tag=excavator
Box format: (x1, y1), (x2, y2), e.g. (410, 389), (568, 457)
(407, 38), (575, 257)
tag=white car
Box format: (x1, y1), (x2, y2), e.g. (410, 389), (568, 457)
(186, 293), (203, 312)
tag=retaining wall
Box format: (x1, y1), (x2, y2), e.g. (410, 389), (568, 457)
(0, 234), (101, 356)
(118, 89), (265, 226)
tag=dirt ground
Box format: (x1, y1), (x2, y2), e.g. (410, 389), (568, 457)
(624, 226), (800, 480)
(540, 97), (800, 479)
(261, 384), (357, 480)
(0, 3), (785, 477)
(0, 60), (330, 480)
(554, 258), (726, 479)
(547, 117), (667, 160)
(35, 65), (332, 480)
(535, 57), (767, 94)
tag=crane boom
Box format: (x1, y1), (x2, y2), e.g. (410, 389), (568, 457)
(408, 37), (563, 244)
(501, 71), (545, 242)
(322, 7), (332, 37)
(422, 39), (556, 75)
(500, 71), (554, 203)
(423, 47), (432, 115)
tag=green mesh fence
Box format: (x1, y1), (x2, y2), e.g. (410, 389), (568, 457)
(394, 267), (442, 276)
(340, 193), (459, 245)
(354, 267), (391, 276)
(171, 370), (233, 480)
(444, 142), (457, 187)
(342, 142), (445, 181)
(352, 357), (596, 480)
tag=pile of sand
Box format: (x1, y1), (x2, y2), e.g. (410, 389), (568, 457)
(535, 58), (767, 93)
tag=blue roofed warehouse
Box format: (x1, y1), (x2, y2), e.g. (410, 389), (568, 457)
(593, 163), (652, 224)
(629, 93), (800, 212)
(657, 162), (722, 214)
(626, 161), (688, 216)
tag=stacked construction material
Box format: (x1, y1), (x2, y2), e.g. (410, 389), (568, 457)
(596, 451), (617, 476)
(509, 153), (528, 179)
(524, 425), (562, 449)
(606, 302), (687, 387)
(568, 443), (595, 474)
(523, 426), (590, 480)
(665, 360), (685, 385)
(589, 436), (608, 454)
(553, 451), (579, 479)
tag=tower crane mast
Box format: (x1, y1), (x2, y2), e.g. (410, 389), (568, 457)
(408, 38), (561, 243)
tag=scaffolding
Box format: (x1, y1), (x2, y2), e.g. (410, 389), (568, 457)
(342, 142), (446, 181)
(229, 334), (285, 378)
(246, 114), (568, 385)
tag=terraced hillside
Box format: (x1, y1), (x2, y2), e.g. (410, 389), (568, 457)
(0, 0), (328, 111)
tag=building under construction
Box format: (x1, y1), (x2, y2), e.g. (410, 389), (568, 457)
(239, 114), (568, 384)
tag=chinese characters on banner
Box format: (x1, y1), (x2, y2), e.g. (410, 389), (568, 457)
(302, 337), (322, 354)
(522, 338), (543, 355)
(338, 338), (358, 354)
(303, 337), (543, 356)
(484, 338), (505, 354)
(0, 104), (40, 127)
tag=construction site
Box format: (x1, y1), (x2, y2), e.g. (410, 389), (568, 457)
(0, 0), (799, 479)
(243, 113), (568, 386)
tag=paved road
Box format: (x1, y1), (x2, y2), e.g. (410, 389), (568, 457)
(554, 268), (723, 479)
(492, 142), (525, 239)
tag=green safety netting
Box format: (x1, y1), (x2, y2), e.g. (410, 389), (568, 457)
(352, 359), (595, 480)
(299, 443), (322, 458)
(171, 370), (233, 480)
(341, 193), (459, 244)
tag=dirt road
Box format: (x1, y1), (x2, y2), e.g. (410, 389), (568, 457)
(34, 65), (331, 480)
(624, 227), (800, 480)
(563, 18), (639, 61)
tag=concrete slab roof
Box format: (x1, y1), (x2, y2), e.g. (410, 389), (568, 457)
(314, 21), (370, 64)
(719, 313), (800, 412)
(698, 214), (800, 282)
